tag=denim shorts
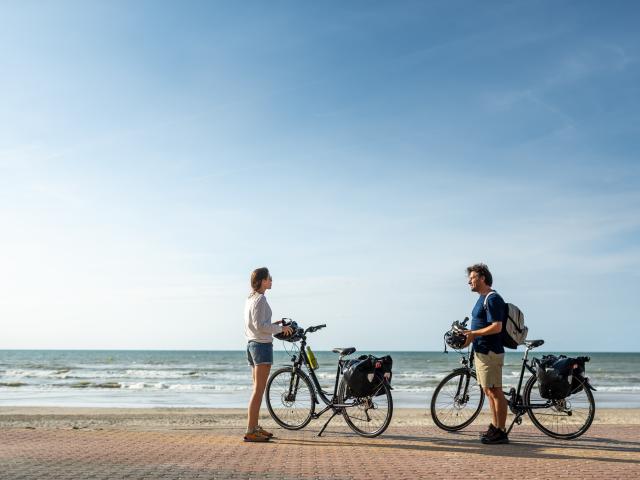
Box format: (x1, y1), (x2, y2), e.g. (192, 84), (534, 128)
(247, 341), (273, 367)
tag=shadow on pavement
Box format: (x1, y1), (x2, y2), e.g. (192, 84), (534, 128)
(273, 427), (640, 466)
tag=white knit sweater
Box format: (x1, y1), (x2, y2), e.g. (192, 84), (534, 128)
(244, 292), (283, 343)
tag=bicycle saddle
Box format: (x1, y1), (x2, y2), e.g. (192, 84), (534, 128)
(525, 339), (544, 348)
(332, 347), (356, 356)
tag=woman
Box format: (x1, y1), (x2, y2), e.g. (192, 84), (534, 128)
(244, 267), (293, 442)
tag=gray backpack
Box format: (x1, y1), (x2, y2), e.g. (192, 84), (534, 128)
(484, 291), (528, 349)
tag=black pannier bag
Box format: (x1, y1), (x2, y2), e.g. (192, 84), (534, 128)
(534, 356), (571, 400)
(343, 355), (393, 397)
(534, 355), (590, 400)
(566, 356), (590, 394)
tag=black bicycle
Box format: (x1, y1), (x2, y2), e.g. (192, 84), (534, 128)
(430, 319), (596, 439)
(265, 321), (393, 437)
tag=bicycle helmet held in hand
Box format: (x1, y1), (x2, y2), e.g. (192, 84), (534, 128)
(443, 317), (469, 351)
(273, 319), (304, 342)
(444, 329), (467, 350)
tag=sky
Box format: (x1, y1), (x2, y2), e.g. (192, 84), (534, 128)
(0, 1), (638, 351)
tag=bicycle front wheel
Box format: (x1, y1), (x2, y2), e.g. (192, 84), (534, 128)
(266, 367), (315, 430)
(524, 374), (595, 439)
(430, 370), (484, 431)
(338, 376), (393, 438)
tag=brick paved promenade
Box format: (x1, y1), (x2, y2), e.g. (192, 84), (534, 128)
(2, 422), (638, 480)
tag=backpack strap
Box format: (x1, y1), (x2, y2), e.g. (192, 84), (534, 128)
(483, 290), (496, 310)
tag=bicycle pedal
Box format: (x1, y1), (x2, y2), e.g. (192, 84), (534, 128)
(515, 416), (522, 425)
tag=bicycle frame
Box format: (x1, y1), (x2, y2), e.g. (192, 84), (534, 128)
(508, 346), (558, 411)
(454, 346), (558, 432)
(282, 336), (363, 435)
(289, 336), (351, 407)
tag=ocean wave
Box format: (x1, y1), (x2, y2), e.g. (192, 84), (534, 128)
(13, 364), (75, 370)
(0, 368), (251, 382)
(394, 372), (447, 380)
(122, 382), (168, 390)
(118, 382), (251, 392)
(4, 381), (638, 395)
(69, 382), (122, 389)
(122, 369), (201, 379)
(594, 386), (640, 392)
(389, 386), (436, 393)
(4, 369), (72, 379)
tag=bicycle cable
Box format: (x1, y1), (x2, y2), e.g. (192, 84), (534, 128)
(282, 339), (300, 359)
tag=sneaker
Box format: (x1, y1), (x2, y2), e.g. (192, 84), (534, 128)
(480, 423), (497, 440)
(243, 429), (270, 442)
(256, 425), (274, 438)
(481, 428), (509, 445)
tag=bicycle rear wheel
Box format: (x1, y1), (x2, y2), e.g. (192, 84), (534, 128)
(338, 376), (393, 438)
(266, 367), (315, 430)
(524, 374), (595, 439)
(430, 370), (484, 431)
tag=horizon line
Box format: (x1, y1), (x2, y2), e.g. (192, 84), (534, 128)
(0, 348), (638, 354)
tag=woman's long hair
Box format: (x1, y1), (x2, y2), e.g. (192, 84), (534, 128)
(250, 267), (269, 292)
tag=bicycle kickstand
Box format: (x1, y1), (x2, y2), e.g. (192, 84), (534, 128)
(506, 414), (523, 435)
(318, 408), (342, 437)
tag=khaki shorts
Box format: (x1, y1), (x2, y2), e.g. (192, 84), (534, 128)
(475, 351), (504, 388)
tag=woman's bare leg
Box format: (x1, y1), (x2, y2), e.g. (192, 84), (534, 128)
(247, 363), (271, 431)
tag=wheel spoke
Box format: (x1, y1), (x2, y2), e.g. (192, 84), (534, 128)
(430, 371), (484, 431)
(525, 375), (595, 439)
(266, 368), (314, 430)
(339, 379), (393, 437)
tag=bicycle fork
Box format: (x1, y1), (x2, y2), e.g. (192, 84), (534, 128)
(285, 370), (301, 402)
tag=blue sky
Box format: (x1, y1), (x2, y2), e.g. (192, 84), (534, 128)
(0, 1), (638, 351)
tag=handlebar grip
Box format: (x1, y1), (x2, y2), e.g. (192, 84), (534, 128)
(305, 324), (327, 333)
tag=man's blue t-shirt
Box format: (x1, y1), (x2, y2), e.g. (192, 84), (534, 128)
(471, 291), (507, 355)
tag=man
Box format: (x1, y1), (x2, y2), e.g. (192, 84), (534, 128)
(462, 263), (509, 444)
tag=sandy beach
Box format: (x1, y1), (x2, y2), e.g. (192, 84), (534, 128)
(1, 406), (640, 429)
(2, 407), (639, 479)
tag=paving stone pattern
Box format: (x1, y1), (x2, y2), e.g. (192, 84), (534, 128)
(1, 424), (638, 479)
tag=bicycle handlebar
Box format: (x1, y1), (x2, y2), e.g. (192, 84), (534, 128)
(305, 324), (326, 334)
(280, 318), (326, 335)
(451, 317), (469, 333)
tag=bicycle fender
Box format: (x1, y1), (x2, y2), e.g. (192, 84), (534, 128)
(583, 377), (597, 391)
(381, 376), (393, 391)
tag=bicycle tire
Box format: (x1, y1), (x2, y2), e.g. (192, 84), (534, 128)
(337, 376), (393, 438)
(266, 367), (315, 430)
(524, 374), (595, 439)
(430, 370), (484, 432)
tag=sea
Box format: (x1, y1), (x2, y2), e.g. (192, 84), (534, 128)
(1, 349), (639, 408)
